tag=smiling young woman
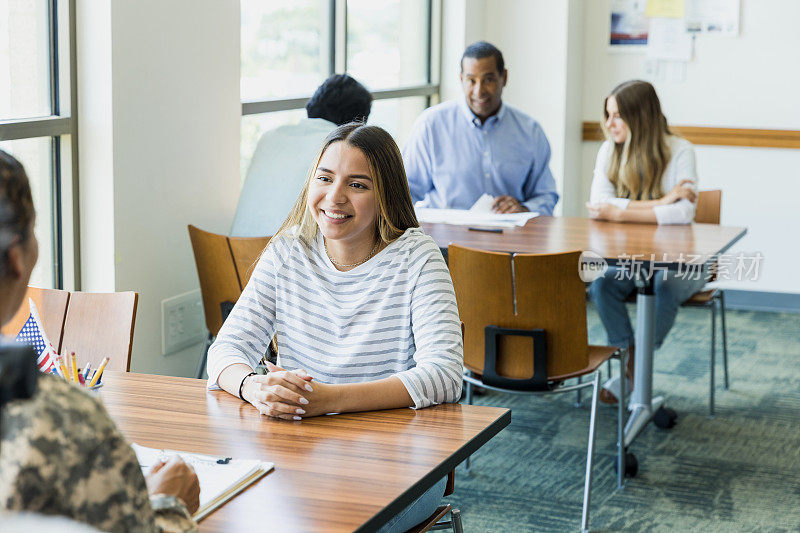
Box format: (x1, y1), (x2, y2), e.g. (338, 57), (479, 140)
(207, 123), (463, 417)
(207, 123), (463, 531)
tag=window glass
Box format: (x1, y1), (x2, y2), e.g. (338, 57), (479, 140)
(0, 0), (51, 120)
(346, 0), (428, 90)
(0, 137), (55, 288)
(368, 96), (427, 149)
(241, 0), (329, 102)
(240, 108), (309, 182)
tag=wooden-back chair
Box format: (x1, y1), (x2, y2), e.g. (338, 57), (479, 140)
(188, 225), (243, 337)
(1, 287), (70, 351)
(60, 291), (138, 373)
(694, 189), (721, 224)
(189, 226), (273, 378)
(228, 235), (270, 289)
(449, 245), (624, 532)
(2, 287), (138, 373)
(683, 189), (729, 416)
(619, 190), (728, 415)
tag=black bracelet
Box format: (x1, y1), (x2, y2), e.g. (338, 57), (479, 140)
(238, 371), (258, 401)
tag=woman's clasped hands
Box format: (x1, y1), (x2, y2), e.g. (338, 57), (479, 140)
(241, 362), (336, 420)
(660, 179), (697, 205)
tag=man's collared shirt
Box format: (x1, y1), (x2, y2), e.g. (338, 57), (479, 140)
(402, 99), (559, 214)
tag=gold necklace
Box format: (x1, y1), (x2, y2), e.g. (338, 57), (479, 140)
(325, 238), (381, 268)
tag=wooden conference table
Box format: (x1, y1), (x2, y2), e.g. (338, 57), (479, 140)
(422, 216), (746, 476)
(100, 371), (510, 532)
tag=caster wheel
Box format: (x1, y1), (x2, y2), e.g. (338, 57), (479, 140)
(614, 451), (639, 478)
(653, 407), (678, 429)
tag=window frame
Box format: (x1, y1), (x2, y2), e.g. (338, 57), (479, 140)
(240, 0), (441, 123)
(0, 0), (80, 290)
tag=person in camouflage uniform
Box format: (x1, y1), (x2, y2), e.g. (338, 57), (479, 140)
(0, 374), (198, 532)
(0, 149), (199, 532)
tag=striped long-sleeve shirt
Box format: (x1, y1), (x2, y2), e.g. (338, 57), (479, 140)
(207, 227), (463, 408)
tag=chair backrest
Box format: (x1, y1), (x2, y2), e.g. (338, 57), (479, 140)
(695, 190), (721, 224)
(449, 245), (588, 380)
(228, 235), (271, 289)
(188, 224), (242, 335)
(60, 291), (138, 372)
(1, 287), (70, 352)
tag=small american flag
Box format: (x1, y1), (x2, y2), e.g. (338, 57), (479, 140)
(14, 298), (58, 373)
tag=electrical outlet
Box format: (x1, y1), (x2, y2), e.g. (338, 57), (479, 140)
(162, 290), (205, 355)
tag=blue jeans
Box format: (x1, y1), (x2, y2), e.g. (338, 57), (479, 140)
(589, 266), (707, 349)
(376, 476), (448, 533)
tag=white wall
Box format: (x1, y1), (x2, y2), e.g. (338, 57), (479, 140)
(441, 0), (585, 216)
(78, 0), (241, 375)
(580, 0), (800, 293)
(440, 0), (486, 103)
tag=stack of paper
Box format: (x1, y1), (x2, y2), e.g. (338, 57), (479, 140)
(416, 208), (538, 229)
(132, 443), (274, 522)
(415, 194), (538, 229)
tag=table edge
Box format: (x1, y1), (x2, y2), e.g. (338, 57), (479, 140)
(354, 408), (512, 533)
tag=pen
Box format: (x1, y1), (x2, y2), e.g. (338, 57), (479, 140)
(468, 227), (503, 233)
(82, 362), (92, 381)
(88, 357), (110, 388)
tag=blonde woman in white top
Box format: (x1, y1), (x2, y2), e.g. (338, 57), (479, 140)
(586, 80), (706, 404)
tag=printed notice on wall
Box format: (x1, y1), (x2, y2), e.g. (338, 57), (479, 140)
(610, 0), (649, 46)
(685, 0), (740, 36)
(647, 18), (693, 61)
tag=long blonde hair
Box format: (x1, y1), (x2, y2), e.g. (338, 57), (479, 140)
(602, 80), (672, 200)
(273, 122), (419, 247)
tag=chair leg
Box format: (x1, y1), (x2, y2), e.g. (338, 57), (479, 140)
(710, 302), (717, 417)
(617, 351), (626, 490)
(581, 372), (600, 533)
(451, 508), (463, 533)
(575, 375), (583, 407)
(465, 379), (473, 471)
(196, 333), (213, 379)
(720, 291), (730, 390)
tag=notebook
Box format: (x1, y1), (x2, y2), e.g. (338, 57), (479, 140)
(132, 443), (274, 522)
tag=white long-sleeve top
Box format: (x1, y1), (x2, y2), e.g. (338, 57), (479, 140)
(206, 227), (463, 409)
(590, 136), (698, 225)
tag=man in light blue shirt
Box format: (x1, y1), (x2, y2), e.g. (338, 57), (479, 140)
(403, 41), (559, 214)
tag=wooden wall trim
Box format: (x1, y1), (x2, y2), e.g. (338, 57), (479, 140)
(582, 121), (800, 149)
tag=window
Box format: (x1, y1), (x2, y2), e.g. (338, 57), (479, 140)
(0, 0), (76, 289)
(240, 0), (438, 177)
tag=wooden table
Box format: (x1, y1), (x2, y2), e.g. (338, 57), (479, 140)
(422, 216), (746, 262)
(423, 215), (747, 483)
(100, 371), (510, 532)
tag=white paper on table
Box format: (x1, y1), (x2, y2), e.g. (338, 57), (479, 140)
(415, 207), (538, 229)
(647, 17), (693, 61)
(469, 193), (496, 213)
(132, 443), (274, 508)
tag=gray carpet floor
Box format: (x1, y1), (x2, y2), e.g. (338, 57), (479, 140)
(443, 305), (800, 532)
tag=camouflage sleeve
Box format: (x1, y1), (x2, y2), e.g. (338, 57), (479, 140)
(71, 418), (197, 533)
(0, 376), (197, 533)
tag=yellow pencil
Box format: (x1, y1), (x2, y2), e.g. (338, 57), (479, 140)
(70, 351), (79, 383)
(57, 355), (69, 380)
(88, 357), (109, 388)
